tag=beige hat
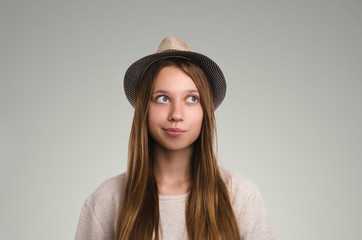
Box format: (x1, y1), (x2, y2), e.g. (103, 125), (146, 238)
(124, 36), (226, 109)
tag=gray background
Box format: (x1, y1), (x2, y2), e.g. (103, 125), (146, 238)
(1, 0), (361, 239)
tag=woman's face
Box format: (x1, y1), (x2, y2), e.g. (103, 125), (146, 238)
(148, 66), (203, 152)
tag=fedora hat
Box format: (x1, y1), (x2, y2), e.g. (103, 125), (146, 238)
(124, 36), (226, 109)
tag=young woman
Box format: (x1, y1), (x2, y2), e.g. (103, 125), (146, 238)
(75, 36), (275, 240)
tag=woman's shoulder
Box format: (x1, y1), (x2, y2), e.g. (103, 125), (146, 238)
(76, 173), (127, 240)
(219, 166), (258, 195)
(218, 166), (276, 239)
(218, 166), (261, 212)
(86, 172), (127, 205)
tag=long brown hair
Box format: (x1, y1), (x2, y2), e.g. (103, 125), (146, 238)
(116, 58), (241, 240)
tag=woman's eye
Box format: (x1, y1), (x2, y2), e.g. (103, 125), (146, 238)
(186, 96), (198, 103)
(156, 95), (169, 103)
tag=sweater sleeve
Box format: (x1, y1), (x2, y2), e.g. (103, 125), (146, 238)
(237, 184), (276, 240)
(75, 200), (107, 240)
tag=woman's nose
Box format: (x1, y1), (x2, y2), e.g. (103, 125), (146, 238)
(168, 101), (183, 121)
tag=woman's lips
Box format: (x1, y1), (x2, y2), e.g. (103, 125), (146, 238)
(164, 128), (185, 137)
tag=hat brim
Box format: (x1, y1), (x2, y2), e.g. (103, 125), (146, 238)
(124, 49), (226, 109)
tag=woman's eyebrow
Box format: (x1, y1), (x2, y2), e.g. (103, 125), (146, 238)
(186, 90), (200, 94)
(152, 89), (199, 94)
(152, 90), (168, 94)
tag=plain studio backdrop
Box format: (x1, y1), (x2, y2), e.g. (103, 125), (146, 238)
(0, 1), (361, 239)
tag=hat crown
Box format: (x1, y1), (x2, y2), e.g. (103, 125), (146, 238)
(156, 36), (193, 53)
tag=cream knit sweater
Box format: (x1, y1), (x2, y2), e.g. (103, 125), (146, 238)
(75, 167), (276, 240)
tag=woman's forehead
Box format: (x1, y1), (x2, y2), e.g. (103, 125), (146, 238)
(153, 66), (198, 92)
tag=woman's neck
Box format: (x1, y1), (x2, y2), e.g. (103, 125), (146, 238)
(152, 143), (193, 195)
